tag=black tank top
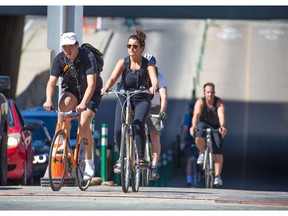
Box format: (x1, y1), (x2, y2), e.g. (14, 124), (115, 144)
(118, 56), (149, 90)
(199, 96), (220, 127)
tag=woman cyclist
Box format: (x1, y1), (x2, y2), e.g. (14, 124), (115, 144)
(101, 28), (158, 174)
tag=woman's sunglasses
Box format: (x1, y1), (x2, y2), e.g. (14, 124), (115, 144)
(127, 44), (139, 49)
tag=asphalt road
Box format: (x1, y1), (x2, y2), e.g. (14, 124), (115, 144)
(0, 185), (288, 210)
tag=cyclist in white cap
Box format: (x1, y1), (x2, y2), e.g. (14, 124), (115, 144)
(43, 32), (103, 180)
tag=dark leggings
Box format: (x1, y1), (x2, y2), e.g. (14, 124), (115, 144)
(114, 96), (151, 159)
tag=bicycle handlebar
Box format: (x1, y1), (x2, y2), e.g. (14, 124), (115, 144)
(105, 88), (150, 96)
(150, 114), (161, 118)
(194, 128), (219, 132)
(51, 107), (87, 118)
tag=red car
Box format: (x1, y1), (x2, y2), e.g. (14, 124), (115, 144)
(7, 99), (34, 185)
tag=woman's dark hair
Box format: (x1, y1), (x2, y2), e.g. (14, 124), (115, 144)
(127, 27), (146, 51)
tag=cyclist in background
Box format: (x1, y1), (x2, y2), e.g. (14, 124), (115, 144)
(190, 82), (227, 186)
(101, 28), (158, 174)
(43, 32), (103, 180)
(180, 100), (199, 187)
(144, 54), (168, 181)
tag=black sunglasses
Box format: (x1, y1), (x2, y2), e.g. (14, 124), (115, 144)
(127, 44), (139, 49)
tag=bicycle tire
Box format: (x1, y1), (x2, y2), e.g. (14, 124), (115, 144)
(204, 148), (214, 188)
(76, 139), (91, 191)
(120, 124), (130, 193)
(48, 129), (68, 191)
(203, 148), (209, 188)
(131, 141), (140, 192)
(192, 157), (198, 187)
(141, 169), (149, 186)
(208, 150), (214, 188)
(141, 135), (151, 186)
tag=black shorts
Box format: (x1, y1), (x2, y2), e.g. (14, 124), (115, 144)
(194, 122), (224, 154)
(64, 87), (102, 114)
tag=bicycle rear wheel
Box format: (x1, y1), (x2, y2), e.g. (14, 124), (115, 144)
(141, 139), (151, 186)
(48, 129), (68, 191)
(76, 139), (91, 191)
(120, 124), (130, 193)
(141, 169), (149, 186)
(131, 141), (140, 192)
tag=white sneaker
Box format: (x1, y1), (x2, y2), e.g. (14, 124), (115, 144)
(214, 176), (223, 186)
(197, 153), (204, 164)
(83, 163), (94, 181)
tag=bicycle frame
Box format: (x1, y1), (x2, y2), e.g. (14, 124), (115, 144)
(195, 128), (219, 188)
(48, 109), (91, 191)
(106, 88), (149, 193)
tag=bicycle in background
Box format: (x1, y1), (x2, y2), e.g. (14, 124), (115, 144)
(190, 143), (202, 188)
(195, 128), (219, 188)
(141, 114), (163, 187)
(48, 109), (91, 191)
(105, 87), (150, 193)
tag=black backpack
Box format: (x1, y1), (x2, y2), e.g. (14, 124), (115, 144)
(81, 43), (104, 73)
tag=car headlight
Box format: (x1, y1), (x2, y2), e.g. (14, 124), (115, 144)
(8, 132), (21, 148)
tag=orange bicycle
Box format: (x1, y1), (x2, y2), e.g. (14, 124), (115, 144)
(48, 109), (91, 191)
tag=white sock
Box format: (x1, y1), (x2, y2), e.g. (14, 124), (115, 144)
(85, 159), (93, 167)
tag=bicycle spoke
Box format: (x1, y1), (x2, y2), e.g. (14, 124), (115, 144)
(48, 130), (68, 191)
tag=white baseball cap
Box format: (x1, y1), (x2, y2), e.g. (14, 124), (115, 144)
(60, 32), (78, 46)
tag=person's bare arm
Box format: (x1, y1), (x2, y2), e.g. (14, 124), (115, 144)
(101, 59), (125, 94)
(190, 99), (203, 136)
(147, 62), (158, 94)
(159, 86), (167, 112)
(217, 99), (227, 137)
(43, 75), (58, 111)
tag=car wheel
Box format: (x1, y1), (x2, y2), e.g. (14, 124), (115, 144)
(20, 161), (27, 186)
(0, 130), (8, 186)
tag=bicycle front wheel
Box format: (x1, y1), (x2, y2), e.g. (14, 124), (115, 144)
(204, 149), (214, 188)
(120, 124), (130, 193)
(48, 129), (68, 191)
(131, 141), (140, 192)
(76, 139), (91, 191)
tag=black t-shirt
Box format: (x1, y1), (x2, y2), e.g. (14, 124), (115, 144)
(50, 47), (102, 96)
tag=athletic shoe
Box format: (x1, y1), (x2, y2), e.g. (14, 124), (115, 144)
(151, 167), (160, 181)
(113, 160), (121, 174)
(197, 153), (204, 164)
(83, 163), (94, 180)
(214, 176), (223, 186)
